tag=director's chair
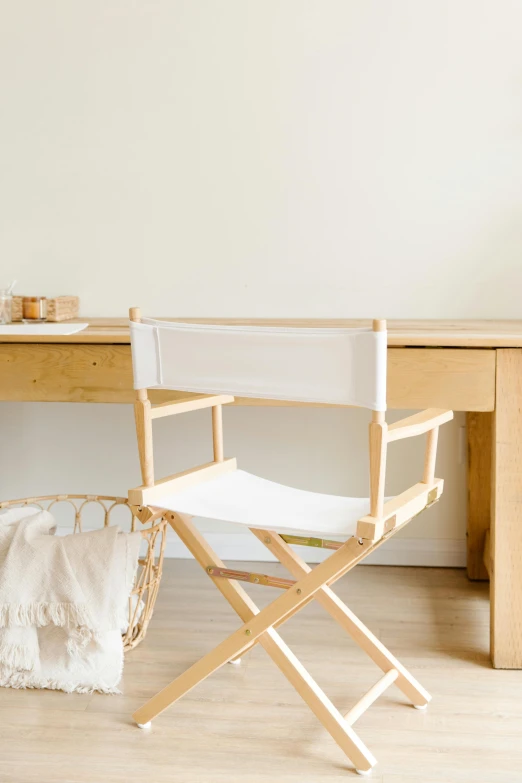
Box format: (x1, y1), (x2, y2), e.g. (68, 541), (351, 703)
(128, 309), (453, 775)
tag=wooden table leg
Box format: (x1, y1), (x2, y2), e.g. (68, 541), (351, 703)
(467, 412), (492, 581)
(491, 349), (522, 668)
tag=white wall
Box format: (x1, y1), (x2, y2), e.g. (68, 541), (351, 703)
(2, 1), (520, 562)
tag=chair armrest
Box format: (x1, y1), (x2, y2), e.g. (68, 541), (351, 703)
(357, 479), (444, 541)
(150, 394), (234, 420)
(386, 408), (453, 443)
(129, 458), (237, 505)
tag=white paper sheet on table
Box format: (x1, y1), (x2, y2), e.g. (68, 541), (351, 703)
(0, 323), (89, 336)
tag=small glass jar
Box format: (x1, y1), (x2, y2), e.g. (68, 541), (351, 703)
(0, 291), (12, 324)
(22, 296), (47, 322)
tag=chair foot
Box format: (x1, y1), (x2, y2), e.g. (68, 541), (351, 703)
(228, 657), (241, 665)
(413, 703), (428, 710)
(137, 721), (152, 729)
(355, 769), (372, 776)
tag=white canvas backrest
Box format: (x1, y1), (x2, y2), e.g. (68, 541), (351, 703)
(130, 318), (387, 411)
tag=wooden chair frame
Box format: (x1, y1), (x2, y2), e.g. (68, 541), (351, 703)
(128, 308), (453, 775)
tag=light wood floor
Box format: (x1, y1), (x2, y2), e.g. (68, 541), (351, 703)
(1, 561), (521, 782)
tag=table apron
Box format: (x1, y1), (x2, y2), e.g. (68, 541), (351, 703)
(0, 344), (495, 411)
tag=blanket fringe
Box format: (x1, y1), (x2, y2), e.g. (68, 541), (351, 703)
(0, 642), (35, 672)
(0, 508), (141, 695)
(0, 602), (93, 630)
(0, 669), (121, 695)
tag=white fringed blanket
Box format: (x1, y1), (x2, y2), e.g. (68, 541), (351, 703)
(0, 506), (142, 693)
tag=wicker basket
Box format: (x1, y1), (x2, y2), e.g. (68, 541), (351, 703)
(0, 494), (167, 652)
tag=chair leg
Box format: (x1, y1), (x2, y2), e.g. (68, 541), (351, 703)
(132, 512), (377, 773)
(252, 529), (431, 708)
(261, 627), (377, 772)
(132, 620), (255, 724)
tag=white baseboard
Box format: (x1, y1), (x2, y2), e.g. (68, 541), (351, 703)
(56, 527), (465, 567)
(163, 531), (466, 568)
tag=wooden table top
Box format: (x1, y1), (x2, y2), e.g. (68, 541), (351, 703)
(2, 318), (522, 347)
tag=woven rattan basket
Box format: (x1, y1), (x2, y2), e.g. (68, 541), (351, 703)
(0, 494), (167, 652)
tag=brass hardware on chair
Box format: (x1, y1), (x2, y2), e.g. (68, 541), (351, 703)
(207, 566), (296, 589)
(280, 534), (344, 550)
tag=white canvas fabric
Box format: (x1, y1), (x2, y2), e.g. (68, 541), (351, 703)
(158, 470), (384, 537)
(130, 319), (387, 410)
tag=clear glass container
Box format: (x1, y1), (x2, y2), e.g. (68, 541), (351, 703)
(0, 290), (12, 324)
(22, 296), (47, 322)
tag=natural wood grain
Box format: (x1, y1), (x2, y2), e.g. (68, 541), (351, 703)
(484, 529), (491, 577)
(0, 561), (520, 783)
(387, 409), (453, 442)
(2, 316), (522, 346)
(369, 417), (387, 518)
(386, 348), (495, 412)
(367, 320), (388, 530)
(344, 668), (398, 725)
(133, 489), (445, 746)
(212, 404), (224, 462)
(491, 350), (522, 668)
(128, 311), (441, 768)
(168, 514), (377, 773)
(128, 458), (237, 506)
(132, 535), (373, 727)
(467, 412), (493, 581)
(253, 530), (431, 708)
(422, 427), (439, 485)
(150, 394), (234, 419)
(129, 307), (155, 486)
(0, 344), (496, 410)
(0, 344), (137, 403)
(357, 479), (444, 541)
(134, 397), (154, 486)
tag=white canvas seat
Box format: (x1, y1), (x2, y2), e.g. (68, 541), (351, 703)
(159, 469), (378, 537)
(127, 310), (453, 775)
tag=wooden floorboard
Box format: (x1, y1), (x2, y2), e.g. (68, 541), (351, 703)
(0, 561), (520, 782)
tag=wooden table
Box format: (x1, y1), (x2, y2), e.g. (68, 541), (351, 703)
(1, 318), (521, 668)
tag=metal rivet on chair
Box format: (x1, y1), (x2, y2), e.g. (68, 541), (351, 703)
(245, 629), (251, 636)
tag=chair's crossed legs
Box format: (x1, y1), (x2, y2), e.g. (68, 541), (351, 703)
(133, 512), (430, 775)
